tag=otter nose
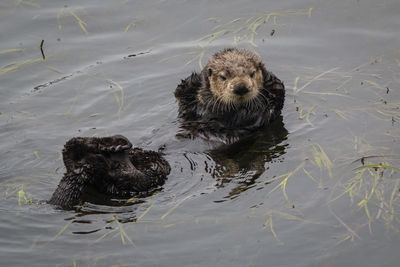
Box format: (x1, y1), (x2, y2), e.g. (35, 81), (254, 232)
(233, 85), (249, 96)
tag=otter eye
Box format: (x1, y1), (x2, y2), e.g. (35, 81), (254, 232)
(219, 75), (227, 81)
(250, 71), (256, 78)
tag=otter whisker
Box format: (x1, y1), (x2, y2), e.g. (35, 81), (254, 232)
(217, 100), (222, 113)
(222, 99), (229, 112)
(253, 96), (263, 111)
(211, 97), (219, 114)
(216, 101), (221, 114)
(258, 91), (271, 107)
(223, 97), (229, 113)
(221, 99), (226, 113)
(245, 99), (250, 110)
(249, 98), (257, 110)
(207, 94), (221, 114)
(248, 98), (255, 110)
(224, 99), (230, 113)
(220, 96), (228, 114)
(174, 48), (285, 143)
(250, 98), (255, 110)
(231, 100), (236, 112)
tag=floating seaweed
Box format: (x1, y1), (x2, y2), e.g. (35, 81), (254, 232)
(40, 39), (45, 60)
(57, 6), (89, 35)
(196, 8), (313, 46)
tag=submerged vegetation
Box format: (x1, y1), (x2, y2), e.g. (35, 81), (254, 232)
(198, 8), (313, 46)
(160, 7), (313, 69)
(57, 6), (89, 35)
(0, 0), (399, 265)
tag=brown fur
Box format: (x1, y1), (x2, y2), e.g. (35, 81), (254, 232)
(175, 48), (285, 143)
(49, 135), (170, 209)
(200, 49), (264, 107)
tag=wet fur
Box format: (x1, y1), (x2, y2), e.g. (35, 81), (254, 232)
(175, 48), (285, 143)
(49, 135), (170, 209)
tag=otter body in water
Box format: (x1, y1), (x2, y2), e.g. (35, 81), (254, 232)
(49, 135), (170, 209)
(175, 48), (285, 143)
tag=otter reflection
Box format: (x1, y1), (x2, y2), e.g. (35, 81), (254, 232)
(205, 116), (288, 199)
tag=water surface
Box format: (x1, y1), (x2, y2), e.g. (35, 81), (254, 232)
(0, 0), (399, 266)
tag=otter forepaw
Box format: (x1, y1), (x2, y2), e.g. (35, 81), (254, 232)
(97, 135), (133, 153)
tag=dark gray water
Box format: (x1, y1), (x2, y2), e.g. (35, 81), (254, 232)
(1, 0), (399, 266)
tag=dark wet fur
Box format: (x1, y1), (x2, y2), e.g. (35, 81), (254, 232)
(175, 48), (285, 143)
(49, 135), (170, 209)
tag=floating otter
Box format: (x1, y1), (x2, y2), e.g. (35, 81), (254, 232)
(49, 135), (170, 209)
(175, 48), (285, 143)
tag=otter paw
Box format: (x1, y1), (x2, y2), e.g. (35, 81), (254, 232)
(97, 135), (133, 153)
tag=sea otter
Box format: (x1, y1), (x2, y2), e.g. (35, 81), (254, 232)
(49, 135), (170, 209)
(175, 48), (285, 143)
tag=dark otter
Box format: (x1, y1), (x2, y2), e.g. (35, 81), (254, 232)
(49, 135), (170, 209)
(175, 48), (285, 143)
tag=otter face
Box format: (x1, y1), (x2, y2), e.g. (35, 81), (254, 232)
(205, 49), (264, 106)
(209, 67), (263, 103)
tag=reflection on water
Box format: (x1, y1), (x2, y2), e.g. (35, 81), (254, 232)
(0, 0), (400, 266)
(206, 117), (288, 199)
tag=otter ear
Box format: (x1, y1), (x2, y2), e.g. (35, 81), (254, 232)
(208, 68), (212, 76)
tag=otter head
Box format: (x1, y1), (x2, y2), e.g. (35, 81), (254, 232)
(203, 48), (265, 107)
